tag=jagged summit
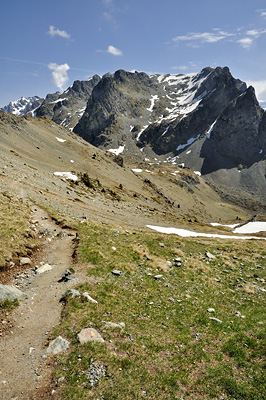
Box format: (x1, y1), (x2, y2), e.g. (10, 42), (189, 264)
(1, 96), (43, 116)
(2, 66), (266, 205)
(35, 75), (101, 130)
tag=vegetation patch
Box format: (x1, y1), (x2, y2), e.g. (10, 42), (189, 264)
(53, 222), (266, 399)
(0, 194), (35, 273)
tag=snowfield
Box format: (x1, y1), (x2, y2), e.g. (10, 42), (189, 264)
(53, 172), (78, 181)
(146, 224), (266, 240)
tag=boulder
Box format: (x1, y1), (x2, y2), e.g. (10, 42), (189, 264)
(45, 336), (70, 355)
(20, 257), (32, 266)
(35, 263), (54, 274)
(77, 328), (104, 344)
(0, 284), (28, 303)
(60, 289), (80, 301)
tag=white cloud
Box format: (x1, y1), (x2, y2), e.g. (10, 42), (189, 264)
(171, 25), (266, 51)
(48, 26), (70, 39)
(48, 63), (70, 91)
(107, 45), (123, 56)
(247, 80), (266, 102)
(172, 31), (233, 44)
(237, 37), (253, 49)
(246, 29), (266, 38)
(259, 10), (266, 19)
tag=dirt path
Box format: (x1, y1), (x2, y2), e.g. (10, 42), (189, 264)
(0, 206), (78, 400)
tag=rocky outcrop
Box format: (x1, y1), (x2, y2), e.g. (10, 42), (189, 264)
(207, 86), (265, 167)
(73, 67), (253, 162)
(74, 70), (156, 147)
(35, 75), (101, 129)
(3, 66), (266, 203)
(137, 67), (247, 155)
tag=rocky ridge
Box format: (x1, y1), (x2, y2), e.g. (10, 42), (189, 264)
(35, 75), (101, 130)
(1, 96), (43, 116)
(2, 66), (266, 204)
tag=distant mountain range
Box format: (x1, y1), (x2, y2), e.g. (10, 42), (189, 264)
(2, 66), (266, 206)
(1, 96), (43, 116)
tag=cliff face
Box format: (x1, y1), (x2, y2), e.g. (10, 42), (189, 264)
(207, 86), (265, 166)
(4, 66), (266, 199)
(74, 67), (265, 166)
(73, 70), (157, 147)
(35, 75), (101, 129)
(73, 66), (266, 203)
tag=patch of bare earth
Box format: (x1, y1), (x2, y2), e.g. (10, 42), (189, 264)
(0, 206), (82, 400)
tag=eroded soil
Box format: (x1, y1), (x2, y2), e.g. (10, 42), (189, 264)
(0, 206), (79, 400)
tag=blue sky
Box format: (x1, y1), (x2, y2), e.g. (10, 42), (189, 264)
(1, 0), (266, 107)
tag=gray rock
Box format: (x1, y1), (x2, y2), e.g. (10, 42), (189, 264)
(38, 228), (52, 236)
(78, 328), (104, 344)
(20, 257), (32, 266)
(154, 275), (163, 280)
(35, 263), (54, 274)
(58, 269), (77, 282)
(0, 284), (28, 303)
(45, 336), (70, 355)
(205, 252), (216, 260)
(101, 321), (125, 329)
(209, 317), (222, 324)
(112, 269), (122, 276)
(60, 289), (80, 301)
(174, 257), (183, 266)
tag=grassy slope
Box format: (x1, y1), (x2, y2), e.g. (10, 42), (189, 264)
(53, 221), (266, 400)
(0, 193), (35, 273)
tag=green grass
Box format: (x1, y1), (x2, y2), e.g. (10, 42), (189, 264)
(0, 298), (19, 310)
(0, 194), (35, 270)
(53, 222), (266, 399)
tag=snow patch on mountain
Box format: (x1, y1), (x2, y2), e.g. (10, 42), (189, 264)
(176, 134), (200, 151)
(1, 96), (43, 116)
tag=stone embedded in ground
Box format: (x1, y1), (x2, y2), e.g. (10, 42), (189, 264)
(101, 321), (125, 329)
(112, 269), (122, 276)
(0, 284), (28, 303)
(82, 292), (98, 303)
(45, 336), (70, 355)
(154, 274), (163, 280)
(205, 252), (216, 260)
(209, 317), (222, 324)
(174, 257), (183, 267)
(234, 311), (242, 317)
(168, 297), (175, 302)
(60, 289), (80, 301)
(58, 269), (77, 282)
(207, 308), (215, 313)
(35, 263), (54, 274)
(77, 328), (104, 344)
(20, 257), (32, 266)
